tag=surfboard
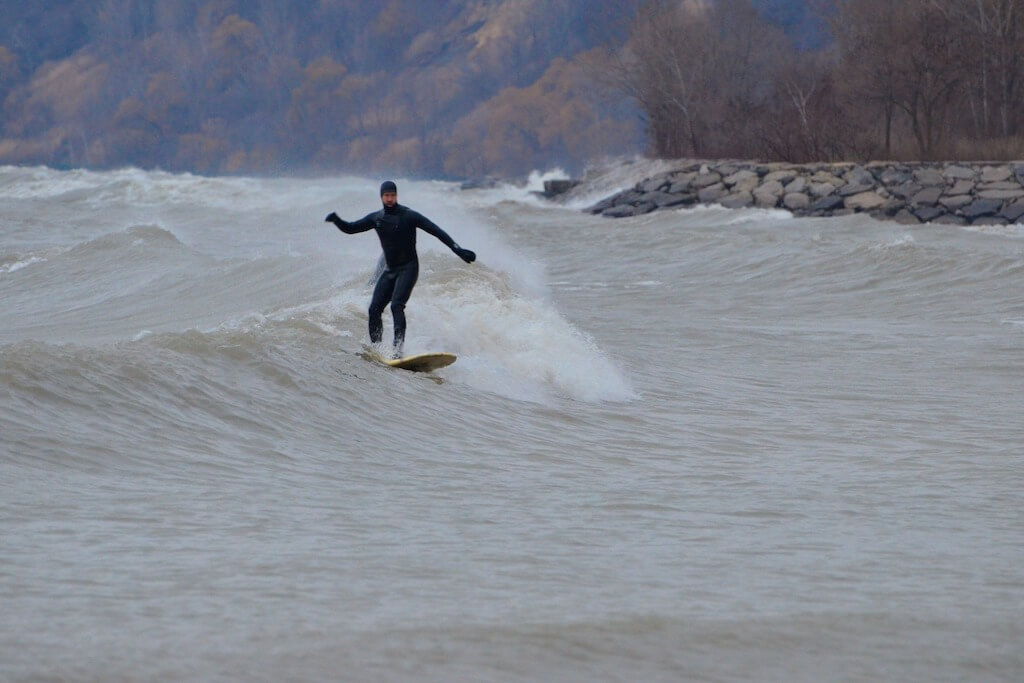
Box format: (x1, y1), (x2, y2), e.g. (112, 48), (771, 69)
(373, 351), (457, 372)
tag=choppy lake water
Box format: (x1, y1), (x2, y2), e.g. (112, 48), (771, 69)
(2, 165), (1022, 682)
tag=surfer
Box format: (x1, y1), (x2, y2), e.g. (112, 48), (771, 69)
(326, 180), (476, 357)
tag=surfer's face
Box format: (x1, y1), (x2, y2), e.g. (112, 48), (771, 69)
(381, 191), (398, 208)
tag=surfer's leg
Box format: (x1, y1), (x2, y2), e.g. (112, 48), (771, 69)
(368, 270), (397, 344)
(389, 262), (419, 354)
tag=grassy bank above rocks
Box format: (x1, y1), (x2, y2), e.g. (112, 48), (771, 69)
(586, 161), (1024, 226)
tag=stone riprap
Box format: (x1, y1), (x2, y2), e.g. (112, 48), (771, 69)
(585, 160), (1024, 226)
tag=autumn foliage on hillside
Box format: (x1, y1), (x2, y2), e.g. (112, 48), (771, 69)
(0, 0), (643, 177)
(5, 1), (1015, 178)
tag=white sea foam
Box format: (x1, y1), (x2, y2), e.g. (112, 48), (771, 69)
(0, 256), (45, 274)
(870, 233), (917, 252)
(412, 278), (636, 403)
(963, 221), (1024, 238)
(559, 156), (683, 210)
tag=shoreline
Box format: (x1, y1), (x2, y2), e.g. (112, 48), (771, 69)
(576, 160), (1024, 226)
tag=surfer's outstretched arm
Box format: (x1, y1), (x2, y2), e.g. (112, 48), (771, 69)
(412, 211), (476, 263)
(325, 212), (376, 235)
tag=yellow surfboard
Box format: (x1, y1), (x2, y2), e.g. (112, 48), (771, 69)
(376, 351), (457, 372)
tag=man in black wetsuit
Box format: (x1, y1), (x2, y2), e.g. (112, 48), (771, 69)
(325, 180), (476, 357)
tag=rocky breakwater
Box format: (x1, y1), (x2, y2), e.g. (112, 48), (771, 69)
(586, 160), (1024, 226)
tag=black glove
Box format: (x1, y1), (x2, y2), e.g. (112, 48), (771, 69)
(325, 212), (339, 224)
(454, 247), (476, 263)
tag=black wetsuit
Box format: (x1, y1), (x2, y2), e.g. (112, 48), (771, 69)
(328, 204), (467, 350)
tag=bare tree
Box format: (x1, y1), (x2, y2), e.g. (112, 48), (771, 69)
(934, 0), (1023, 139)
(620, 0), (713, 156)
(613, 0), (793, 159)
(832, 0), (967, 158)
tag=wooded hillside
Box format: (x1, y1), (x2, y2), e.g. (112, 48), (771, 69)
(8, 1), (1008, 178)
(0, 0), (647, 177)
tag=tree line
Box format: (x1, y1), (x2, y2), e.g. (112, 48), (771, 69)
(0, 0), (643, 177)
(617, 0), (1024, 163)
(3, 1), (1015, 178)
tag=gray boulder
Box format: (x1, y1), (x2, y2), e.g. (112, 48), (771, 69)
(845, 191), (887, 211)
(913, 168), (945, 185)
(764, 169), (798, 184)
(939, 195), (973, 210)
(963, 199), (1003, 218)
(754, 194), (780, 208)
(839, 183), (876, 197)
(611, 189), (644, 206)
(809, 182), (838, 197)
(698, 183), (727, 203)
(912, 205), (946, 222)
(668, 175), (695, 193)
(602, 204), (641, 218)
(587, 196), (617, 214)
(753, 184), (783, 207)
(877, 198), (907, 216)
(943, 165), (977, 180)
(946, 180), (975, 196)
(783, 192), (810, 210)
(971, 216), (1009, 226)
(879, 167), (911, 185)
(692, 172), (723, 189)
(810, 170), (844, 185)
(723, 169), (758, 188)
(543, 179), (579, 197)
(980, 166), (1012, 183)
(638, 174), (671, 193)
(890, 182), (919, 199)
(911, 187), (943, 206)
(1001, 201), (1024, 223)
(980, 181), (1022, 190)
(715, 163), (740, 177)
(720, 191), (754, 208)
(785, 177), (808, 194)
(893, 209), (920, 224)
(979, 188), (1024, 201)
(810, 195), (845, 212)
(846, 166), (875, 186)
(651, 191), (695, 208)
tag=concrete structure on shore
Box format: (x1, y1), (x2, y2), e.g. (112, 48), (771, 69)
(584, 160), (1024, 226)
